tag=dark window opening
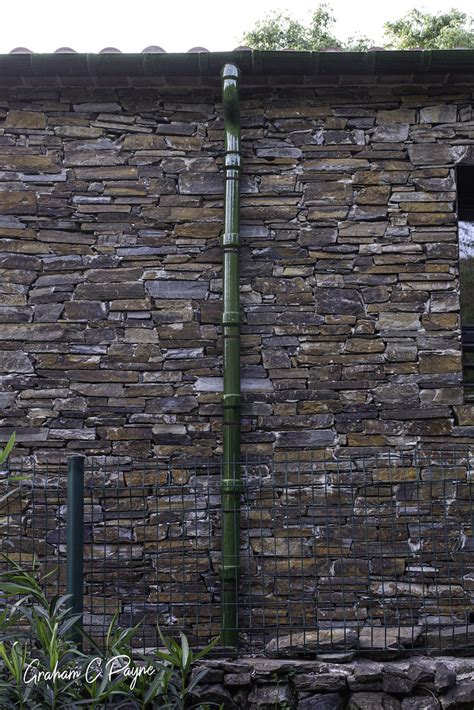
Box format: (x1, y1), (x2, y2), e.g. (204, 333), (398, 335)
(458, 165), (474, 401)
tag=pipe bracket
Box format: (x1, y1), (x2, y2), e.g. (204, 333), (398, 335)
(220, 564), (240, 581)
(222, 232), (240, 248)
(224, 153), (242, 170)
(223, 393), (241, 408)
(221, 479), (244, 493)
(222, 310), (240, 325)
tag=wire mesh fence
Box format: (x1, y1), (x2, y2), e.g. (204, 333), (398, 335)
(1, 449), (473, 656)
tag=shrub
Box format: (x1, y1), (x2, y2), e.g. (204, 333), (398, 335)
(0, 559), (220, 709)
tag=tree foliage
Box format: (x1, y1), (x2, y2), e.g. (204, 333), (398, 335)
(384, 8), (474, 49)
(241, 4), (474, 51)
(241, 4), (349, 51)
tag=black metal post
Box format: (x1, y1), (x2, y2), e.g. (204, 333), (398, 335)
(67, 455), (84, 647)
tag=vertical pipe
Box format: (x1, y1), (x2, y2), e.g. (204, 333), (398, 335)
(67, 455), (84, 647)
(221, 63), (242, 648)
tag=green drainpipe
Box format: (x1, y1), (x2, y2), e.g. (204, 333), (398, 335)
(220, 62), (242, 648)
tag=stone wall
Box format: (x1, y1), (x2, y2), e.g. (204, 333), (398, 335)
(0, 76), (472, 460)
(2, 453), (473, 656)
(194, 656), (474, 709)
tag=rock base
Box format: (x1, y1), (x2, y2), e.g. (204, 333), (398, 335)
(193, 656), (474, 709)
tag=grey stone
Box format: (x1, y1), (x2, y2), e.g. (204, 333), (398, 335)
(316, 288), (364, 316)
(434, 663), (456, 693)
(294, 673), (347, 692)
(0, 350), (33, 373)
(349, 692), (401, 710)
(64, 301), (107, 321)
(275, 430), (335, 448)
(179, 173), (257, 194)
(298, 693), (344, 710)
(373, 383), (419, 405)
(194, 377), (273, 393)
(426, 625), (474, 651)
(383, 671), (415, 695)
(75, 282), (144, 300)
(401, 698), (440, 709)
(348, 205), (387, 221)
(223, 672), (252, 686)
(300, 228), (337, 248)
(146, 396), (198, 413)
(146, 280), (208, 300)
(373, 124), (410, 142)
(248, 682), (294, 707)
(441, 682), (474, 709)
(408, 144), (467, 166)
(350, 661), (383, 687)
(420, 105), (457, 124)
(34, 304), (63, 322)
(266, 629), (358, 656)
(358, 627), (423, 650)
(377, 313), (421, 331)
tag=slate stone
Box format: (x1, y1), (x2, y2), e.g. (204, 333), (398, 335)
(275, 430), (335, 448)
(294, 673), (347, 692)
(383, 671), (415, 695)
(426, 625), (474, 651)
(441, 682), (474, 709)
(0, 350), (33, 373)
(1, 80), (473, 651)
(248, 681), (295, 707)
(401, 699), (439, 710)
(298, 693), (344, 710)
(420, 105), (457, 124)
(316, 288), (364, 316)
(64, 301), (107, 321)
(372, 124), (409, 142)
(5, 110), (46, 129)
(434, 663), (456, 693)
(349, 693), (401, 710)
(0, 190), (37, 214)
(358, 627), (423, 650)
(266, 629), (358, 656)
(146, 280), (208, 300)
(408, 144), (466, 166)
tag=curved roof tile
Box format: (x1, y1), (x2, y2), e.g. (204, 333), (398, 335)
(141, 46), (166, 53)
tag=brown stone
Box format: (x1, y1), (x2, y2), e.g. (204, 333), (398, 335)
(0, 154), (59, 172)
(0, 191), (36, 214)
(122, 134), (166, 149)
(5, 110), (46, 129)
(419, 353), (462, 374)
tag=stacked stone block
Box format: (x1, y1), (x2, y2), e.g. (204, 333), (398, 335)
(0, 78), (472, 459)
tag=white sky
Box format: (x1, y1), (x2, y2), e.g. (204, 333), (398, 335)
(2, 0), (474, 53)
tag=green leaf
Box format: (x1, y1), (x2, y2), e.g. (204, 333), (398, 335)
(180, 632), (190, 672)
(143, 669), (166, 704)
(0, 432), (15, 465)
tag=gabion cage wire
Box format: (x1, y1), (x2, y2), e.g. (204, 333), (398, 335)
(1, 448), (473, 656)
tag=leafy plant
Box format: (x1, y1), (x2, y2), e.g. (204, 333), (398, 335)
(240, 4), (474, 51)
(241, 4), (344, 51)
(152, 626), (219, 709)
(0, 432), (15, 466)
(0, 560), (220, 709)
(384, 8), (474, 49)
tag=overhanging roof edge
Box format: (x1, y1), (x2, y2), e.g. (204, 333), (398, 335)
(0, 50), (472, 78)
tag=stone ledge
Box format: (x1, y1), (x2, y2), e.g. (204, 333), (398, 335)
(193, 655), (474, 709)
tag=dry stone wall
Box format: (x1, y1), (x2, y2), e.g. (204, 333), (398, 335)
(193, 656), (474, 709)
(0, 77), (473, 460)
